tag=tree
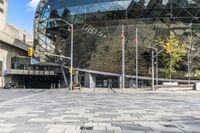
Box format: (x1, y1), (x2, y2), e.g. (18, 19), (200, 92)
(185, 31), (200, 81)
(157, 31), (187, 79)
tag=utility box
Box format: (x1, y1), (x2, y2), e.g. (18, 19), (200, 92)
(193, 82), (200, 90)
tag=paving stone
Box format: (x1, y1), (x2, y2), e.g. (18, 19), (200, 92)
(81, 131), (113, 133)
(0, 89), (199, 132)
(106, 126), (121, 130)
(93, 126), (106, 130)
(121, 131), (146, 133)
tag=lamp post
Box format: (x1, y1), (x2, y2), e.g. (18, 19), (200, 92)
(151, 47), (164, 90)
(122, 24), (125, 89)
(70, 24), (74, 91)
(136, 28), (138, 90)
(152, 50), (155, 90)
(188, 23), (192, 85)
(46, 18), (73, 91)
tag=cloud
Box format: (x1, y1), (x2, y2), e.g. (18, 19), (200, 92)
(27, 0), (40, 11)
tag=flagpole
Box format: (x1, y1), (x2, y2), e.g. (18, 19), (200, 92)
(122, 24), (125, 89)
(136, 28), (138, 90)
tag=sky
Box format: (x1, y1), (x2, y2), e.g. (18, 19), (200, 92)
(8, 0), (40, 34)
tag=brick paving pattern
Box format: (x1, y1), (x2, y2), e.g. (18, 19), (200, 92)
(0, 89), (199, 133)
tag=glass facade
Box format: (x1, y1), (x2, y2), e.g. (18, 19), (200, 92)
(34, 0), (200, 78)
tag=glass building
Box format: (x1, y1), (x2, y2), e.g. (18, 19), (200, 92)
(34, 0), (200, 80)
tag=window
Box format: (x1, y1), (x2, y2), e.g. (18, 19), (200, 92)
(11, 56), (31, 70)
(0, 7), (3, 13)
(23, 34), (26, 43)
(0, 0), (4, 5)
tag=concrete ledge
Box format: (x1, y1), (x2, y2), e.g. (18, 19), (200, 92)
(156, 85), (193, 91)
(193, 82), (200, 91)
(162, 82), (178, 86)
(7, 69), (56, 76)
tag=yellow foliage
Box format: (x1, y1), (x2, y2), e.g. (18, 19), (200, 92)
(157, 31), (187, 78)
(195, 69), (200, 77)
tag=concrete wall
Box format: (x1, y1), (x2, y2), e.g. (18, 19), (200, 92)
(0, 31), (30, 51)
(0, 42), (7, 87)
(0, 0), (33, 46)
(4, 25), (20, 39)
(0, 46), (7, 88)
(0, 0), (8, 31)
(9, 25), (33, 46)
(0, 0), (33, 88)
(4, 25), (33, 46)
(0, 41), (26, 88)
(84, 73), (96, 88)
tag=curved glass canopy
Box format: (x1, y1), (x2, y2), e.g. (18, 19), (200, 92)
(33, 0), (200, 77)
(37, 0), (200, 24)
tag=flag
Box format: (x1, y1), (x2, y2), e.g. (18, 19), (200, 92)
(121, 32), (125, 39)
(133, 38), (138, 44)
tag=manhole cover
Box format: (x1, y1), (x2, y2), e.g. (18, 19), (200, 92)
(80, 126), (94, 130)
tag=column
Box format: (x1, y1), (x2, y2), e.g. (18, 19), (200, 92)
(118, 76), (123, 89)
(84, 73), (96, 88)
(129, 78), (135, 88)
(74, 71), (79, 84)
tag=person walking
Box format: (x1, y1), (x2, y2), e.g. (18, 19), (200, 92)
(108, 78), (112, 91)
(108, 78), (116, 93)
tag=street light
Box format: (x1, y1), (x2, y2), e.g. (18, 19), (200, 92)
(151, 47), (165, 90)
(122, 25), (125, 89)
(188, 23), (192, 85)
(46, 18), (74, 91)
(135, 28), (138, 90)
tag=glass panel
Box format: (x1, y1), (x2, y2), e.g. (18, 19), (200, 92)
(11, 57), (31, 70)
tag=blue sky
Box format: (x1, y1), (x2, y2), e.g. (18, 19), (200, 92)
(8, 0), (40, 34)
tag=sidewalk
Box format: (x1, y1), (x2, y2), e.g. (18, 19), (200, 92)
(60, 87), (199, 94)
(0, 89), (200, 132)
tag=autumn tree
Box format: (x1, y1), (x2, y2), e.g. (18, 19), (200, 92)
(157, 31), (187, 79)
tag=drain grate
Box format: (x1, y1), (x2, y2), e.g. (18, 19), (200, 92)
(80, 126), (94, 130)
(163, 124), (176, 128)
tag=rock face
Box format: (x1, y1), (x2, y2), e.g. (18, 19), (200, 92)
(68, 23), (155, 76)
(71, 23), (200, 77)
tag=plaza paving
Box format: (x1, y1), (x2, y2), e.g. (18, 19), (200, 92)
(0, 89), (200, 133)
